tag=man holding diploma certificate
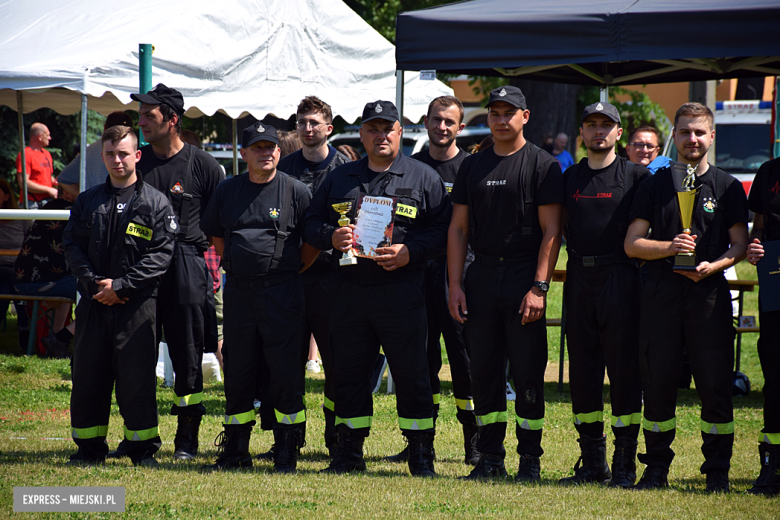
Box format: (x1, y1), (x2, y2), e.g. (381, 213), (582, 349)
(305, 100), (451, 477)
(745, 155), (780, 496)
(624, 102), (749, 492)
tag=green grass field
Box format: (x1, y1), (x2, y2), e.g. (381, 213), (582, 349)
(0, 249), (776, 518)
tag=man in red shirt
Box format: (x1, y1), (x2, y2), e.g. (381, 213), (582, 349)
(16, 123), (57, 208)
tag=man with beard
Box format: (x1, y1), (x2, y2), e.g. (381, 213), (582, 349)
(625, 102), (748, 492)
(559, 102), (650, 487)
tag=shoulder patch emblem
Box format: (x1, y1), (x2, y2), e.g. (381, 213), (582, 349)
(269, 208), (280, 219)
(171, 182), (184, 194)
(165, 214), (179, 232)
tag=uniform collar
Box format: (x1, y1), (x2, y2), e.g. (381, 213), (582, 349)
(349, 152), (407, 177)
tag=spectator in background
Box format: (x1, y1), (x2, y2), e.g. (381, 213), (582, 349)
(58, 112), (135, 191)
(468, 134), (494, 155)
(278, 130), (302, 158)
(0, 179), (31, 322)
(336, 144), (361, 161)
(13, 182), (80, 358)
(541, 133), (554, 154)
(553, 132), (575, 171)
(16, 123), (57, 209)
(626, 126), (671, 174)
(180, 129), (202, 149)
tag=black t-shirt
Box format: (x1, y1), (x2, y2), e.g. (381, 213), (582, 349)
(564, 157), (651, 256)
(411, 148), (468, 196)
(301, 157), (320, 172)
(200, 172), (311, 277)
(629, 164), (748, 268)
(102, 183), (136, 269)
(451, 144), (563, 256)
(748, 157), (780, 241)
(138, 143), (224, 249)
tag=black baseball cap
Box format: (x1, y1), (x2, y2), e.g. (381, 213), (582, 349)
(242, 122), (279, 148)
(581, 102), (621, 126)
(131, 83), (185, 117)
(362, 100), (399, 123)
(486, 86), (527, 110)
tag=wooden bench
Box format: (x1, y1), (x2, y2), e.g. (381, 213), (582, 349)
(0, 295), (76, 356)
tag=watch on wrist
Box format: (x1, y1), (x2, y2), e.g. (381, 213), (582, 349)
(533, 281), (550, 293)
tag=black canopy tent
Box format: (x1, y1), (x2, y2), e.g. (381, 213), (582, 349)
(395, 0), (780, 86)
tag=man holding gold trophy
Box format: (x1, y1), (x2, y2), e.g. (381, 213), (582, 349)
(305, 100), (451, 477)
(625, 102), (749, 492)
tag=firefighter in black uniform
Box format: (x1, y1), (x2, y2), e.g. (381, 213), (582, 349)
(745, 156), (780, 496)
(625, 102), (748, 492)
(305, 100), (451, 477)
(385, 95), (479, 466)
(122, 84), (224, 461)
(64, 125), (176, 465)
(559, 102), (650, 487)
(200, 123), (317, 473)
(448, 86), (563, 481)
(275, 96), (349, 455)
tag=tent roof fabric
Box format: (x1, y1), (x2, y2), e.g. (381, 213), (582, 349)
(0, 0), (451, 121)
(396, 0), (780, 85)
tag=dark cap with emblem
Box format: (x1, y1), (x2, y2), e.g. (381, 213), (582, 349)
(581, 101), (621, 126)
(131, 83), (185, 117)
(486, 85), (527, 110)
(242, 122), (279, 148)
(362, 100), (399, 123)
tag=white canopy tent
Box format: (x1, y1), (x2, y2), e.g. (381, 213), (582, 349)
(0, 0), (451, 122)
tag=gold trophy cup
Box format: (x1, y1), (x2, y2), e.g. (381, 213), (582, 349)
(674, 164), (701, 271)
(332, 202), (358, 266)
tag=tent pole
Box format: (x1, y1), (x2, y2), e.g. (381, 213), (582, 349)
(599, 85), (608, 103)
(774, 77), (779, 159)
(16, 92), (28, 209)
(79, 94), (88, 193)
(232, 118), (238, 177)
(396, 70), (405, 125)
(139, 43), (153, 146)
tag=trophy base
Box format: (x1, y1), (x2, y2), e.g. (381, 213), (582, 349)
(339, 255), (358, 266)
(674, 254), (697, 271)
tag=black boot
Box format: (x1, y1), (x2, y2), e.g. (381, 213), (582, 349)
(459, 454), (508, 480)
(747, 442), (780, 496)
(407, 433), (436, 477)
(463, 423), (480, 466)
(632, 466), (669, 490)
(382, 441), (409, 463)
(201, 426), (252, 471)
(173, 416), (201, 461)
(106, 439), (129, 459)
(273, 427), (302, 474)
(130, 449), (159, 467)
(515, 454), (541, 483)
(559, 436), (612, 485)
(609, 439), (638, 488)
(705, 469), (730, 493)
(255, 444), (275, 461)
(321, 427), (366, 474)
(68, 440), (108, 466)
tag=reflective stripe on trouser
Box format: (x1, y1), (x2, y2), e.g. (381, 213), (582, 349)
(425, 256), (475, 426)
(70, 296), (160, 459)
(701, 420), (734, 435)
(573, 411), (603, 425)
(464, 260), (547, 458)
(612, 413), (641, 428)
(643, 417), (676, 432)
(324, 397), (335, 412)
(157, 244), (207, 417)
(223, 276), (305, 432)
(276, 409), (306, 425)
(477, 411), (507, 427)
(638, 270), (734, 473)
(761, 432), (780, 444)
(174, 392), (203, 408)
(224, 410), (256, 426)
(335, 416), (372, 429)
(565, 262), (643, 441)
(516, 416), (544, 431)
(456, 398), (474, 411)
(399, 417), (434, 431)
(331, 279), (434, 436)
(124, 425), (160, 441)
(432, 393), (441, 405)
(72, 425), (109, 439)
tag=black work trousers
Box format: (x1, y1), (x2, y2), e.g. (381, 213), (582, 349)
(638, 268), (734, 473)
(301, 263), (340, 445)
(758, 305), (780, 438)
(425, 256), (475, 425)
(330, 276), (434, 437)
(223, 274), (306, 430)
(157, 243), (208, 417)
(564, 261), (642, 441)
(463, 257), (547, 458)
(70, 296), (161, 458)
